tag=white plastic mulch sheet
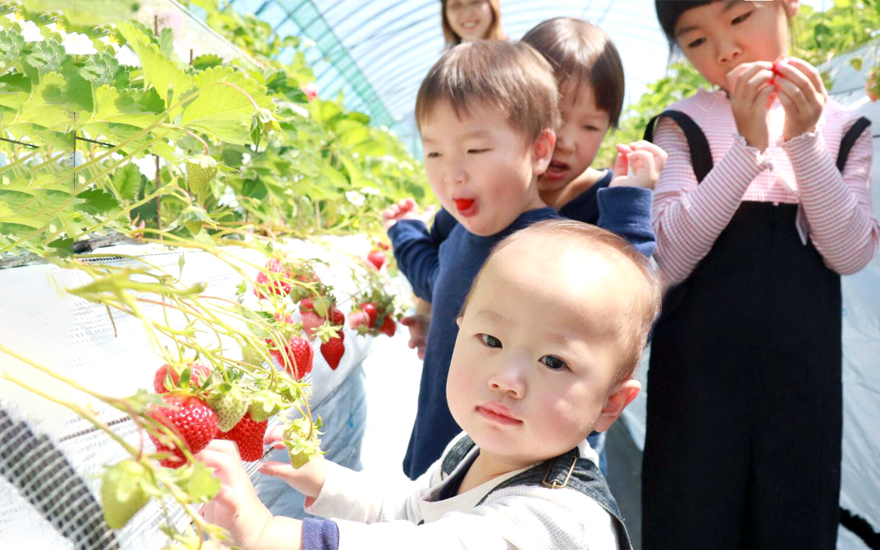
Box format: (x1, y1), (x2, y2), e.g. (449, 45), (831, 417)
(0, 235), (388, 548)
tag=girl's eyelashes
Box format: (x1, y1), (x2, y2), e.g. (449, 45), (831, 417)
(479, 334), (502, 348)
(467, 148), (490, 154)
(583, 125), (601, 132)
(731, 10), (753, 25)
(426, 152), (441, 158)
(686, 37), (706, 49)
(540, 355), (568, 371)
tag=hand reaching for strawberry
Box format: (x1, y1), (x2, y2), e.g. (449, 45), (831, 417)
(401, 297), (432, 360)
(197, 440), (283, 549)
(260, 426), (327, 503)
(382, 198), (438, 231)
(610, 141), (667, 189)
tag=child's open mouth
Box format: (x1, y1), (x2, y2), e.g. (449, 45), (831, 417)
(544, 161), (570, 181)
(453, 198), (478, 217)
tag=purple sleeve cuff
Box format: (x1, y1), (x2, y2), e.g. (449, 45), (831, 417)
(302, 518), (340, 550)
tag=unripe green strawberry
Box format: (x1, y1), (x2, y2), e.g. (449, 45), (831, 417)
(207, 386), (249, 432)
(248, 389), (284, 422)
(101, 459), (149, 529)
(240, 344), (266, 367)
(186, 155), (217, 196)
(284, 417), (322, 470)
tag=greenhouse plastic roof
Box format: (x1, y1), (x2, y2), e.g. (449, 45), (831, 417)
(226, 0), (830, 155)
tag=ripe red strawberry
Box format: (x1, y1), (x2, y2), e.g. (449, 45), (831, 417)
(367, 250), (386, 270)
(360, 302), (378, 328)
(301, 311), (325, 340)
(148, 395), (218, 468)
(328, 307), (345, 326)
(268, 336), (313, 379)
(153, 363), (210, 393)
(216, 413), (268, 462)
(379, 316), (396, 337)
(320, 333), (345, 370)
(299, 297), (315, 313)
(254, 258), (291, 299)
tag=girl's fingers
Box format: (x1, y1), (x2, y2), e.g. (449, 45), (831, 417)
(785, 57), (827, 96)
(774, 60), (817, 99)
(727, 62), (773, 96)
(775, 79), (804, 114)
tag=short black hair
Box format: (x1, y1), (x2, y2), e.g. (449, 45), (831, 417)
(655, 0), (715, 48)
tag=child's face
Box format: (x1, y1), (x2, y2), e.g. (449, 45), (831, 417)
(447, 237), (642, 468)
(674, 0), (797, 91)
(446, 0), (493, 42)
(421, 100), (551, 236)
(539, 81), (610, 194)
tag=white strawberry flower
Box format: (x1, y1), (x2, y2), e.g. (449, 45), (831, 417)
(20, 21), (43, 43)
(345, 190), (365, 207)
(45, 22), (68, 39)
(115, 44), (140, 67)
(361, 186), (380, 196)
(62, 32), (97, 55)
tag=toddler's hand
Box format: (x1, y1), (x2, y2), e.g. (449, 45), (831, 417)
(610, 141), (667, 189)
(401, 314), (430, 359)
(260, 427), (328, 500)
(382, 199), (437, 231)
(197, 440), (275, 548)
(773, 57), (827, 141)
(727, 61), (776, 151)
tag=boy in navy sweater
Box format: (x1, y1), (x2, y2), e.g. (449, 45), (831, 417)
(384, 40), (664, 480)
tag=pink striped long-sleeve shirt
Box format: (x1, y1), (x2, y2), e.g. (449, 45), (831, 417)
(653, 89), (879, 283)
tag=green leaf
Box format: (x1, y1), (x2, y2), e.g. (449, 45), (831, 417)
(78, 52), (120, 85)
(192, 54), (223, 71)
(0, 29), (24, 63)
(24, 39), (67, 73)
(112, 162), (142, 200)
(77, 188), (120, 215)
(47, 237), (75, 257)
(850, 57), (863, 71)
(118, 23), (193, 110)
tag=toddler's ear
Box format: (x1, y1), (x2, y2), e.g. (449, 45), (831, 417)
(531, 129), (556, 175)
(593, 379), (640, 433)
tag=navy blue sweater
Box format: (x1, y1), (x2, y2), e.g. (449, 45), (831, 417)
(389, 207), (562, 478)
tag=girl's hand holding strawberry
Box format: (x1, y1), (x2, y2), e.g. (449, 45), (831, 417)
(610, 140), (668, 189)
(773, 57), (827, 141)
(726, 61), (776, 151)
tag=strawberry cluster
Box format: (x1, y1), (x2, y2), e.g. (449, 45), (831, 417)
(147, 363), (288, 468)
